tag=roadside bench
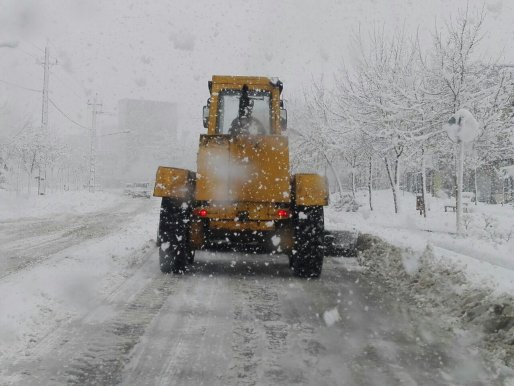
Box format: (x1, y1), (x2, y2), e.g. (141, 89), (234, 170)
(444, 204), (470, 213)
(444, 192), (474, 213)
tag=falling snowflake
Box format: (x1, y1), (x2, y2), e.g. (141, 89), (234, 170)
(271, 235), (281, 246)
(323, 307), (341, 327)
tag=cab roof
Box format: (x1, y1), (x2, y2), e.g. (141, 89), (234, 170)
(211, 75), (273, 86)
(210, 75), (283, 94)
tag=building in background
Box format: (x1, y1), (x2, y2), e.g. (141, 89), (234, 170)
(119, 99), (178, 182)
(98, 98), (185, 188)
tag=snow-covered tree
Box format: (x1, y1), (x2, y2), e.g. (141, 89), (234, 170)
(290, 80), (352, 196)
(9, 123), (68, 194)
(333, 28), (441, 213)
(289, 7), (513, 216)
(425, 8), (514, 203)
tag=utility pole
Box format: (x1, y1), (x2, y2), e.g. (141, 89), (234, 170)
(88, 95), (102, 193)
(41, 45), (50, 131)
(37, 42), (57, 195)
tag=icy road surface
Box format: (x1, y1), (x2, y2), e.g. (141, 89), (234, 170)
(0, 200), (150, 279)
(0, 200), (495, 385)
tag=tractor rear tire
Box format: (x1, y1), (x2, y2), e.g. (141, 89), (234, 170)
(156, 228), (162, 247)
(291, 206), (324, 278)
(157, 198), (173, 247)
(287, 252), (294, 268)
(187, 248), (195, 265)
(158, 198), (192, 274)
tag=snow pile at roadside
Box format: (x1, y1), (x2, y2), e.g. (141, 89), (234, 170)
(0, 190), (126, 221)
(355, 234), (514, 371)
(325, 190), (514, 296)
(326, 189), (514, 369)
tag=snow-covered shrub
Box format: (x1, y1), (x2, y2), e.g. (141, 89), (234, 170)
(458, 211), (514, 245)
(0, 171), (7, 190)
(480, 213), (514, 245)
(502, 228), (514, 243)
(0, 156), (8, 190)
(330, 192), (360, 212)
(462, 214), (474, 234)
(482, 214), (498, 233)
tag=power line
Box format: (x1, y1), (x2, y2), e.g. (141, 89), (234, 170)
(100, 111), (116, 116)
(49, 98), (89, 129)
(21, 39), (45, 54)
(47, 39), (61, 55)
(35, 41), (89, 116)
(99, 130), (130, 137)
(45, 42), (90, 99)
(57, 68), (89, 98)
(56, 69), (89, 98)
(0, 78), (41, 93)
(17, 46), (40, 61)
(50, 69), (87, 102)
(6, 123), (32, 145)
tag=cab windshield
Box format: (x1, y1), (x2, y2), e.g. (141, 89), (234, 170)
(217, 89), (272, 135)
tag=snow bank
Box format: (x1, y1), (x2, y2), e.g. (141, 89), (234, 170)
(326, 189), (514, 370)
(355, 234), (514, 371)
(0, 190), (125, 221)
(325, 190), (514, 296)
(0, 198), (160, 364)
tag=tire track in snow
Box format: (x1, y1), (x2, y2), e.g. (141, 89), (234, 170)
(61, 274), (179, 385)
(151, 277), (224, 386)
(0, 200), (152, 280)
(121, 257), (237, 386)
(228, 276), (290, 385)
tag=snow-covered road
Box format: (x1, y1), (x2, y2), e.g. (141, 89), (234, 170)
(119, 252), (493, 386)
(0, 200), (150, 279)
(0, 196), (500, 385)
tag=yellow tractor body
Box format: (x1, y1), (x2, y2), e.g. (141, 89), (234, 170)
(153, 75), (328, 277)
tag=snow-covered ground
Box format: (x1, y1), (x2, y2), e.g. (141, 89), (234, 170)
(326, 190), (514, 296)
(0, 190), (128, 221)
(326, 189), (514, 373)
(1, 189), (513, 384)
(0, 191), (160, 371)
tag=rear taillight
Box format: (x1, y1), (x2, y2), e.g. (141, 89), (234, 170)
(194, 208), (208, 217)
(277, 209), (289, 218)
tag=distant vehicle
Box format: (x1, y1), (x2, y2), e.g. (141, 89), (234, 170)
(124, 182), (152, 198)
(123, 183), (133, 196)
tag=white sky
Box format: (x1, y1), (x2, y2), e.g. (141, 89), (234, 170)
(0, 0), (513, 139)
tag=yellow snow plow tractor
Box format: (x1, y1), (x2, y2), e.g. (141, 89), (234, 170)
(153, 75), (328, 277)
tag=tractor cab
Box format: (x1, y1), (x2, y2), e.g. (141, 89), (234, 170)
(202, 76), (287, 136)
